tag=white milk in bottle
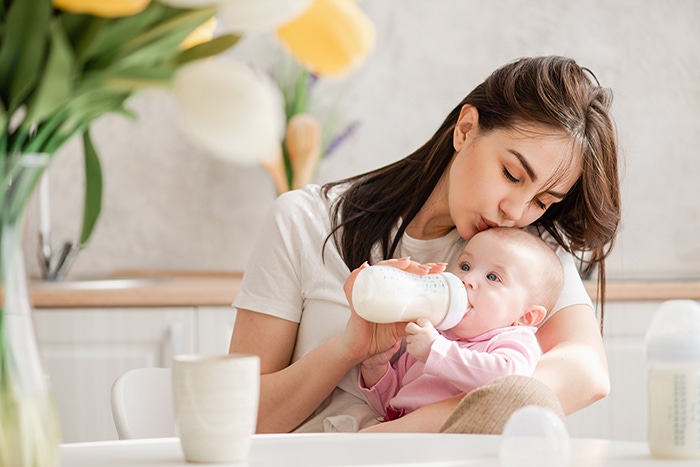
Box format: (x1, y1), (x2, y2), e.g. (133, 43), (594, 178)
(351, 265), (468, 330)
(646, 299), (700, 459)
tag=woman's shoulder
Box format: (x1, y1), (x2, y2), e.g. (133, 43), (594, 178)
(273, 184), (344, 213)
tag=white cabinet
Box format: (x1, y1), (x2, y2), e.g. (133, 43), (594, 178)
(566, 301), (661, 441)
(32, 300), (676, 443)
(197, 306), (238, 355)
(33, 306), (235, 443)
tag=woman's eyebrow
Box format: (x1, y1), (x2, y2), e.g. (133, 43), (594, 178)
(509, 149), (537, 181)
(510, 149), (567, 199)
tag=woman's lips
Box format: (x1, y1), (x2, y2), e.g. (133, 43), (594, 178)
(477, 217), (499, 232)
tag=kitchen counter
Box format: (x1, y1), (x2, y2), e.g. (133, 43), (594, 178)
(29, 271), (243, 308)
(583, 280), (700, 302)
(27, 271), (700, 308)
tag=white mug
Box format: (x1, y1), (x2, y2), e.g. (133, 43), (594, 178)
(172, 353), (260, 463)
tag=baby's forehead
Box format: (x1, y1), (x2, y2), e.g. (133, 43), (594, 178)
(457, 235), (537, 269)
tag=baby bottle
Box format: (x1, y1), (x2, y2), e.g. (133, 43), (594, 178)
(351, 265), (468, 330)
(646, 299), (700, 459)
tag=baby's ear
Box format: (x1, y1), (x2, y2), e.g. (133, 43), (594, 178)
(517, 305), (547, 327)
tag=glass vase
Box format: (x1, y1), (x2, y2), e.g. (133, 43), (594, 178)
(1, 154), (61, 466)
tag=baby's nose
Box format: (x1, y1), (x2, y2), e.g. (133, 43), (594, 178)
(463, 275), (477, 289)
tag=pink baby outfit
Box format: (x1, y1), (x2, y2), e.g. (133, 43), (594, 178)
(359, 326), (541, 418)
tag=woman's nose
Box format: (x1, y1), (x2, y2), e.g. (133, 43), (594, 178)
(499, 195), (528, 223)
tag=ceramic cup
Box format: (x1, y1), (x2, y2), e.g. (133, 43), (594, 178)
(172, 353), (260, 463)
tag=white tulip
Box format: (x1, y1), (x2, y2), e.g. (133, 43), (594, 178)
(173, 58), (285, 165)
(216, 0), (312, 33)
(156, 0), (217, 8)
(157, 0), (312, 33)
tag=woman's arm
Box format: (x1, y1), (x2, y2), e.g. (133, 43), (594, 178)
(230, 309), (361, 433)
(361, 395), (462, 432)
(532, 303), (610, 414)
(231, 258), (443, 433)
(363, 303), (609, 432)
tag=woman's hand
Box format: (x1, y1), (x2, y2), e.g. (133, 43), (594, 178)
(360, 340), (401, 388)
(339, 257), (448, 366)
(343, 257), (447, 307)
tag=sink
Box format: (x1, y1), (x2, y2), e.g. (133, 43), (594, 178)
(31, 276), (174, 290)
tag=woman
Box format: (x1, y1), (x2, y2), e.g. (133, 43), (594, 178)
(230, 55), (620, 433)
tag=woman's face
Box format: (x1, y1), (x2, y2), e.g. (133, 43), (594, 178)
(448, 105), (582, 241)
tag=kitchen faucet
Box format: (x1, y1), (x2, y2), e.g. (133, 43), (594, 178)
(37, 170), (80, 280)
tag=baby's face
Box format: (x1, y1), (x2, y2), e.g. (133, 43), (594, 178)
(449, 232), (536, 339)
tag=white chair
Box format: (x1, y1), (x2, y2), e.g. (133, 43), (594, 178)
(110, 367), (176, 439)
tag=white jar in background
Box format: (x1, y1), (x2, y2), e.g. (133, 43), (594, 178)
(351, 265), (468, 330)
(646, 299), (700, 459)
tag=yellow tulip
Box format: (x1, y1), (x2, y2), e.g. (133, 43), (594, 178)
(277, 0), (375, 78)
(53, 0), (151, 17)
(180, 16), (217, 50)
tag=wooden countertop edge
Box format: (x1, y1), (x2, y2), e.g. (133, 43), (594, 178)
(584, 281), (700, 302)
(25, 277), (700, 308)
(30, 276), (242, 308)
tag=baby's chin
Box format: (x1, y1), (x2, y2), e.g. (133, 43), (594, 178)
(447, 323), (480, 340)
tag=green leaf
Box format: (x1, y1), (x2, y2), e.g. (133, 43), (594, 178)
(93, 7), (216, 70)
(73, 4), (167, 67)
(103, 67), (177, 91)
(173, 33), (241, 65)
(0, 99), (7, 145)
(77, 66), (177, 95)
(23, 107), (68, 154)
(79, 130), (103, 246)
(103, 31), (187, 72)
(0, 0), (51, 113)
(0, 100), (10, 155)
(56, 88), (130, 142)
(61, 14), (108, 68)
(25, 18), (75, 125)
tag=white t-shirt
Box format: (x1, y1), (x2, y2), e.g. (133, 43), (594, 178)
(233, 184), (593, 432)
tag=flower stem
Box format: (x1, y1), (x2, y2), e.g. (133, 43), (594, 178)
(23, 109), (68, 155)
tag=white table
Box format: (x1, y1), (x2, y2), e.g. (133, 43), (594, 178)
(60, 433), (699, 466)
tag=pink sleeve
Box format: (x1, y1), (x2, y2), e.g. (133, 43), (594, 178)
(358, 354), (410, 416)
(423, 328), (541, 393)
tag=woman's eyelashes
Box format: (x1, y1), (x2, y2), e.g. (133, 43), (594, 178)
(503, 167), (519, 183)
(503, 166), (550, 211)
(534, 198), (548, 210)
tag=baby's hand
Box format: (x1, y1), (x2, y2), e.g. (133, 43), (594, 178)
(405, 318), (440, 363)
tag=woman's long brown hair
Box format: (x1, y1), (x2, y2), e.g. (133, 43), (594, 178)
(323, 56), (621, 331)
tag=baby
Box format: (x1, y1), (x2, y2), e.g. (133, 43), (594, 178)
(356, 227), (564, 421)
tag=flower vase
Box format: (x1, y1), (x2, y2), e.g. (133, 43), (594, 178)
(1, 154), (61, 466)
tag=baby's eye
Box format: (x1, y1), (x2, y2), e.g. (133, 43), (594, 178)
(460, 263), (471, 272)
(486, 273), (500, 282)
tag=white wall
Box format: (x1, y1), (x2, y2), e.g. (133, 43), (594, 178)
(24, 0), (700, 281)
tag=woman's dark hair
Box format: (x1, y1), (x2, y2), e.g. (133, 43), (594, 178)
(323, 55), (621, 328)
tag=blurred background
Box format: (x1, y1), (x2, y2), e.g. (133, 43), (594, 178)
(24, 0), (700, 281)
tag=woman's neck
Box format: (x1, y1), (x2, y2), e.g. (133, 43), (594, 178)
(405, 175), (454, 240)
